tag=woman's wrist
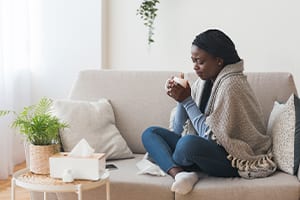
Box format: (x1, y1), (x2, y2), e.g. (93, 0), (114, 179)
(179, 96), (193, 105)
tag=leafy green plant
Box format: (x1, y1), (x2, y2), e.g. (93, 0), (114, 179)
(137, 0), (160, 45)
(0, 97), (68, 145)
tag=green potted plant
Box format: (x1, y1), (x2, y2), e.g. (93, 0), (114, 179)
(0, 97), (68, 174)
(137, 0), (160, 45)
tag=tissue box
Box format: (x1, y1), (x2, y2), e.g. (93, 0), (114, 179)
(49, 152), (106, 180)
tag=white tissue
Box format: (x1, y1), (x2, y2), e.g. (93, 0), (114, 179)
(69, 138), (95, 157)
(136, 153), (166, 176)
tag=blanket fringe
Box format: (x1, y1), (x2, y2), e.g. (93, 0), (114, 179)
(227, 152), (276, 171)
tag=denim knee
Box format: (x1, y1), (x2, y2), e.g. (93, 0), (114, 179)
(142, 126), (159, 146)
(173, 135), (198, 166)
(142, 126), (152, 145)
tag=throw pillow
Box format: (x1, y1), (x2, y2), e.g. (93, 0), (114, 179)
(52, 98), (133, 160)
(267, 94), (300, 175)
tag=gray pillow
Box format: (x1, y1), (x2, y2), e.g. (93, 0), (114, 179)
(52, 98), (133, 160)
(267, 94), (300, 175)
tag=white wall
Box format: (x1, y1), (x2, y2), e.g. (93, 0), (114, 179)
(106, 0), (300, 91)
(27, 0), (300, 100)
(29, 0), (101, 103)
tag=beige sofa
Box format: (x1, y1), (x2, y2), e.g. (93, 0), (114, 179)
(32, 70), (300, 200)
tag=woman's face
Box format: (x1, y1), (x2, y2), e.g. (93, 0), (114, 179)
(191, 45), (223, 81)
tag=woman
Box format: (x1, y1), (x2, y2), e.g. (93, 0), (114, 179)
(142, 29), (276, 195)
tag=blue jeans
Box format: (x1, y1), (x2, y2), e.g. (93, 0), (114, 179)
(142, 126), (239, 177)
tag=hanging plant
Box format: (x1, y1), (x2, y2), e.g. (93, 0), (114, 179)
(137, 0), (160, 45)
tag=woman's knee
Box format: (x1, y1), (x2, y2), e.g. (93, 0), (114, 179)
(141, 126), (162, 145)
(142, 126), (155, 143)
(173, 135), (200, 164)
(177, 135), (202, 150)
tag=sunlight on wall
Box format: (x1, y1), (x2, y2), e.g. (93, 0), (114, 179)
(1, 0), (30, 71)
(28, 0), (101, 102)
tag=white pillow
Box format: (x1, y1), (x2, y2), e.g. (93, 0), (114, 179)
(267, 94), (300, 175)
(52, 98), (133, 160)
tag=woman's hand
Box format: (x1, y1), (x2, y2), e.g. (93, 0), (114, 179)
(165, 73), (191, 102)
(167, 82), (191, 102)
(165, 76), (175, 92)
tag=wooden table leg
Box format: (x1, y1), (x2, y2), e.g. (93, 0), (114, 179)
(106, 180), (110, 200)
(11, 178), (15, 200)
(77, 184), (82, 200)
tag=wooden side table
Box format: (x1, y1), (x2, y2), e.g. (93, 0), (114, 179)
(11, 168), (110, 200)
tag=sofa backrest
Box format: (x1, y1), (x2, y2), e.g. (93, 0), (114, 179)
(69, 70), (298, 154)
(69, 70), (180, 154)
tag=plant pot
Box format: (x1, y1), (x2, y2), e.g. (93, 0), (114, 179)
(29, 144), (59, 174)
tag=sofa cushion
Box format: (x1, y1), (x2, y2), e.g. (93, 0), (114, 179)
(176, 171), (300, 200)
(267, 94), (300, 175)
(49, 154), (300, 200)
(52, 98), (133, 160)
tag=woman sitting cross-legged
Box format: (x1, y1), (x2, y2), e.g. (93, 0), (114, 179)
(142, 29), (277, 195)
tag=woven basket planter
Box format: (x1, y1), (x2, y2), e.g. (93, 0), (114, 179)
(29, 144), (59, 174)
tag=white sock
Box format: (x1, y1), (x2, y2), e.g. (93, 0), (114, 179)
(171, 172), (199, 195)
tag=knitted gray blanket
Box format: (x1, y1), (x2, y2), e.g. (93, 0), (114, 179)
(190, 61), (276, 178)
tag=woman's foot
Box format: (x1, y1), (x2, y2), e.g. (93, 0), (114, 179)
(168, 167), (184, 178)
(171, 171), (199, 195)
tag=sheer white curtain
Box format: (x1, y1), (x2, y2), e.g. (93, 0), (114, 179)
(0, 0), (31, 179)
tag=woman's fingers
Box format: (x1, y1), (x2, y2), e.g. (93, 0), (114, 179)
(165, 78), (177, 91)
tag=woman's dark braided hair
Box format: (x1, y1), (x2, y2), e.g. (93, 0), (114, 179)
(192, 29), (240, 66)
(192, 29), (241, 113)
